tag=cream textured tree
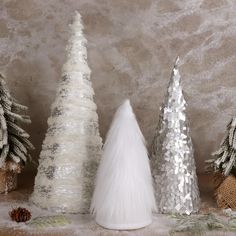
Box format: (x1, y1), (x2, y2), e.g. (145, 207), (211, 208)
(31, 11), (103, 213)
(151, 57), (200, 215)
(91, 100), (156, 230)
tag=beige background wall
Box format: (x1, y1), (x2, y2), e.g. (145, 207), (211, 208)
(0, 0), (235, 173)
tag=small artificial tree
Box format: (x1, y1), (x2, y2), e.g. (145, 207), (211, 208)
(0, 74), (34, 193)
(151, 57), (200, 215)
(91, 99), (156, 230)
(207, 117), (236, 176)
(206, 118), (236, 210)
(31, 11), (103, 213)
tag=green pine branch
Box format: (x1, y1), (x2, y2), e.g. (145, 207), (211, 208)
(0, 74), (34, 168)
(206, 118), (236, 176)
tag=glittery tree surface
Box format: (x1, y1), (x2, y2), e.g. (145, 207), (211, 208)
(31, 11), (103, 213)
(151, 57), (200, 215)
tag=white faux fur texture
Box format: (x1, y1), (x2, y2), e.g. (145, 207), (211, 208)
(91, 99), (156, 230)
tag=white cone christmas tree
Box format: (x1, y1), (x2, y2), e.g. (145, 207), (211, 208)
(91, 99), (156, 230)
(31, 11), (103, 213)
(151, 57), (200, 215)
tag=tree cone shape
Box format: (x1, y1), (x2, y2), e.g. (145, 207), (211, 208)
(31, 11), (102, 213)
(215, 175), (236, 210)
(91, 100), (156, 230)
(150, 57), (200, 214)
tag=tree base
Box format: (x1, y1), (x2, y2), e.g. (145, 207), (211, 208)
(95, 218), (152, 230)
(215, 175), (236, 210)
(213, 172), (226, 190)
(0, 169), (18, 194)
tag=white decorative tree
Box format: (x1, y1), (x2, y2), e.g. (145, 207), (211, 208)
(91, 100), (156, 230)
(151, 57), (200, 215)
(31, 11), (103, 213)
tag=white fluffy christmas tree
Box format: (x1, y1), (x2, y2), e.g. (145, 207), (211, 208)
(91, 99), (156, 230)
(31, 11), (103, 213)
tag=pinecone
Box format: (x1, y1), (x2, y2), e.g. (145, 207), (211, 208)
(9, 207), (31, 222)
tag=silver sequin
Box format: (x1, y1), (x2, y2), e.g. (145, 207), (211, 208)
(151, 57), (200, 215)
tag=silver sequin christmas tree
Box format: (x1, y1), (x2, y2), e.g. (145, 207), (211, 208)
(31, 11), (103, 213)
(151, 57), (200, 215)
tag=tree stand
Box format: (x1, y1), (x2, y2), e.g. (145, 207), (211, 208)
(0, 162), (21, 194)
(215, 175), (236, 210)
(0, 169), (17, 193)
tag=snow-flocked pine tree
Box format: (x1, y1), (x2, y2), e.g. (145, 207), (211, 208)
(91, 100), (156, 230)
(0, 74), (34, 173)
(151, 57), (200, 215)
(207, 117), (236, 176)
(31, 11), (103, 213)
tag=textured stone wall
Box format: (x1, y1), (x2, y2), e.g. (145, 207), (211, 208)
(0, 0), (236, 172)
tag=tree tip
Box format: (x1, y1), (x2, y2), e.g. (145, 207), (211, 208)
(123, 99), (131, 107)
(74, 11), (82, 19)
(174, 56), (180, 68)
